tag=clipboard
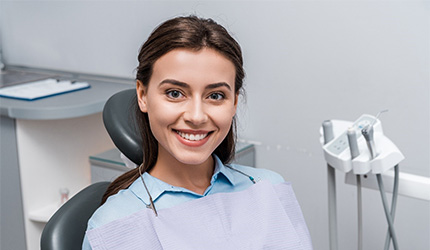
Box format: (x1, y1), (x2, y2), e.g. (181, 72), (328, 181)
(0, 78), (91, 101)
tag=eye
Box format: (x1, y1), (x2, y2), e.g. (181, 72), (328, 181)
(208, 92), (225, 101)
(166, 90), (184, 99)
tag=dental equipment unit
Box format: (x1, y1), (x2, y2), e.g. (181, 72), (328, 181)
(321, 112), (404, 250)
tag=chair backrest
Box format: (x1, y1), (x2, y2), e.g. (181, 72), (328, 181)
(41, 181), (110, 250)
(102, 88), (143, 165)
(41, 89), (141, 249)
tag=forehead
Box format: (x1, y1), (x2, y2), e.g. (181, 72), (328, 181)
(149, 48), (236, 89)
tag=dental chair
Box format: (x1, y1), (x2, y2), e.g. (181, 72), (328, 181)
(40, 181), (110, 250)
(41, 89), (141, 250)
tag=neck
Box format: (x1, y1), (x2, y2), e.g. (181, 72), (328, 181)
(149, 147), (215, 195)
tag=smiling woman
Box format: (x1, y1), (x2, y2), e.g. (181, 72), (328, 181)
(137, 48), (237, 183)
(82, 15), (312, 250)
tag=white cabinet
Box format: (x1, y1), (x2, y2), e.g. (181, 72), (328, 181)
(0, 68), (132, 250)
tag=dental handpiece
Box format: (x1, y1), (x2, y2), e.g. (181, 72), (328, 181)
(362, 124), (377, 160)
(322, 120), (334, 144)
(347, 127), (360, 159)
(348, 127), (363, 250)
(363, 123), (399, 250)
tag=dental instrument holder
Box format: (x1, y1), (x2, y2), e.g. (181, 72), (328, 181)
(321, 114), (404, 175)
(320, 114), (404, 249)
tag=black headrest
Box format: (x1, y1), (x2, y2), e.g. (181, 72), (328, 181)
(102, 89), (143, 165)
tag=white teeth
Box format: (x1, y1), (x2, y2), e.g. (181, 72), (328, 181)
(177, 131), (208, 141)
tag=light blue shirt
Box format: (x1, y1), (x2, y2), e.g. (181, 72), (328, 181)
(82, 155), (284, 249)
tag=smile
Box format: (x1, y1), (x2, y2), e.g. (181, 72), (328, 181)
(175, 130), (210, 141)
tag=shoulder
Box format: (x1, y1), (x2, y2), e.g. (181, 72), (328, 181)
(228, 164), (285, 185)
(87, 183), (144, 230)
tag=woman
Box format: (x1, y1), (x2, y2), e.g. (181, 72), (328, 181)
(83, 16), (311, 250)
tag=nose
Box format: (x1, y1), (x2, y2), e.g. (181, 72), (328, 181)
(183, 98), (208, 126)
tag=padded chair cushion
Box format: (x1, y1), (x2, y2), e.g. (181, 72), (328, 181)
(40, 182), (110, 250)
(102, 89), (143, 165)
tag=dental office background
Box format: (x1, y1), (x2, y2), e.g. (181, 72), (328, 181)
(0, 1), (428, 250)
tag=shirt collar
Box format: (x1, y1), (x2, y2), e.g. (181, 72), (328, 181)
(129, 154), (237, 205)
(129, 172), (176, 205)
(212, 154), (237, 186)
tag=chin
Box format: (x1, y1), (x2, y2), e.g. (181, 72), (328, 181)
(175, 152), (213, 166)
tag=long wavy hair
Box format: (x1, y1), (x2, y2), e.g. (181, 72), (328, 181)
(102, 16), (245, 204)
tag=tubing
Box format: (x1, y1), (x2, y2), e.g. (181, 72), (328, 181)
(384, 165), (400, 250)
(377, 174), (399, 250)
(328, 165), (338, 250)
(357, 175), (363, 250)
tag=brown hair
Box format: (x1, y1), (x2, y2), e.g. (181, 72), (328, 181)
(102, 16), (245, 204)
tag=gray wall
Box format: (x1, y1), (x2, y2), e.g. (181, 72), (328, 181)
(1, 1), (429, 249)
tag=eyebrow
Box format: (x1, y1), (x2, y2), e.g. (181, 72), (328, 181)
(159, 79), (232, 91)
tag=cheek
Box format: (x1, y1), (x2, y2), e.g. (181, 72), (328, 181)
(210, 105), (236, 131)
(146, 102), (182, 138)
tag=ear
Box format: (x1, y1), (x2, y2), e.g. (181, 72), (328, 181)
(233, 93), (239, 116)
(136, 80), (148, 113)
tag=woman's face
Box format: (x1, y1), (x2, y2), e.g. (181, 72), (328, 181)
(137, 48), (237, 166)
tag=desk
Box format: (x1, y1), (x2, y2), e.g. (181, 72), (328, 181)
(0, 67), (133, 250)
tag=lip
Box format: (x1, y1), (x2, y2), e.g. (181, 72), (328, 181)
(173, 129), (213, 147)
(174, 129), (211, 134)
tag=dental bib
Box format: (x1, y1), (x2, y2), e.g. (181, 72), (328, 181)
(87, 180), (313, 250)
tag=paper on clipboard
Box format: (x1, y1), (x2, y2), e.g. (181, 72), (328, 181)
(0, 78), (90, 101)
